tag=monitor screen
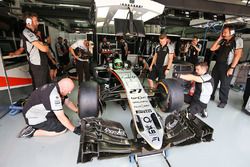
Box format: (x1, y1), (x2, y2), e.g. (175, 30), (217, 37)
(114, 19), (145, 37)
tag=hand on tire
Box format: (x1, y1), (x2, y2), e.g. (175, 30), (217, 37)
(173, 72), (181, 79)
(73, 126), (81, 135)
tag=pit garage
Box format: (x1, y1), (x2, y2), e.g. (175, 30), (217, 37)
(0, 0), (250, 167)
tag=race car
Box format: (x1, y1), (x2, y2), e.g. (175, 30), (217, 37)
(76, 59), (213, 165)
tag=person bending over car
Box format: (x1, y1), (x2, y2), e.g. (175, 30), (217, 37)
(174, 62), (214, 119)
(18, 78), (80, 138)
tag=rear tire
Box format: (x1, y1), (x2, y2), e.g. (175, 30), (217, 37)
(78, 81), (100, 119)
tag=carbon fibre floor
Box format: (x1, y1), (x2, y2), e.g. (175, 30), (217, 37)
(0, 83), (250, 167)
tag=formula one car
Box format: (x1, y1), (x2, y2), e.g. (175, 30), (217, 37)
(77, 60), (213, 165)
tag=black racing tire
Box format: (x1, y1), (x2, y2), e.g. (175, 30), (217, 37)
(67, 67), (77, 77)
(157, 78), (184, 112)
(78, 81), (100, 119)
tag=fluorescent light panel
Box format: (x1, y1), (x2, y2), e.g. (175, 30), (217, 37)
(140, 11), (158, 22)
(112, 9), (136, 20)
(97, 22), (104, 27)
(97, 7), (109, 18)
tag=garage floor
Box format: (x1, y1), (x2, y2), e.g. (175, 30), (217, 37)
(0, 83), (250, 167)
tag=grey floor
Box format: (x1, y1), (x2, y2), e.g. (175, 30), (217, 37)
(0, 84), (250, 167)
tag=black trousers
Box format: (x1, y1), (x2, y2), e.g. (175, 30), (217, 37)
(243, 77), (250, 108)
(211, 63), (233, 104)
(29, 63), (50, 89)
(184, 94), (206, 115)
(100, 54), (108, 65)
(76, 60), (90, 86)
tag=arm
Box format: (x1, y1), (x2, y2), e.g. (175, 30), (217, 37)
(192, 44), (201, 52)
(125, 43), (128, 55)
(64, 98), (78, 113)
(69, 47), (79, 60)
(32, 41), (49, 52)
(9, 47), (25, 56)
(180, 74), (203, 83)
(166, 53), (174, 70)
(227, 48), (243, 76)
(54, 110), (75, 131)
(149, 53), (157, 71)
(47, 50), (57, 64)
(210, 34), (223, 51)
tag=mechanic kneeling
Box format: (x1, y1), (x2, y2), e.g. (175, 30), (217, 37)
(18, 78), (80, 138)
(174, 62), (214, 118)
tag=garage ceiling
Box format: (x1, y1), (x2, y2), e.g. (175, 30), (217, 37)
(0, 0), (249, 34)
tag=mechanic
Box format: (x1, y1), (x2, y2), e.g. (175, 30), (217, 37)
(55, 37), (66, 72)
(18, 78), (80, 138)
(69, 39), (92, 86)
(21, 12), (50, 89)
(99, 37), (111, 65)
(174, 62), (214, 118)
(187, 36), (202, 66)
(120, 38), (128, 62)
(210, 25), (243, 108)
(148, 33), (174, 90)
(63, 39), (70, 67)
(45, 36), (58, 81)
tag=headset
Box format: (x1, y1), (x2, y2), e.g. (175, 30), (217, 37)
(26, 17), (32, 25)
(230, 29), (235, 36)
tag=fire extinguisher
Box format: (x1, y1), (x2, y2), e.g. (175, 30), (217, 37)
(189, 81), (195, 96)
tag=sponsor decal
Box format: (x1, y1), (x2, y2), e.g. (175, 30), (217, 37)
(130, 96), (146, 100)
(145, 125), (156, 134)
(152, 137), (160, 142)
(133, 100), (148, 104)
(143, 116), (152, 123)
(129, 89), (142, 94)
(136, 109), (152, 113)
(133, 104), (150, 109)
(104, 127), (126, 137)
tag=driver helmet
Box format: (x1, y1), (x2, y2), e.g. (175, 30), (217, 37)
(113, 58), (123, 69)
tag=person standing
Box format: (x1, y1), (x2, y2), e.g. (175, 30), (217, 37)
(148, 34), (174, 90)
(210, 25), (243, 108)
(63, 39), (70, 67)
(120, 39), (128, 62)
(55, 37), (66, 71)
(21, 12), (49, 89)
(99, 37), (111, 65)
(69, 39), (91, 86)
(45, 36), (58, 81)
(187, 36), (202, 66)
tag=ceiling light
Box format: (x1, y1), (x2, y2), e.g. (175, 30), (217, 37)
(74, 20), (87, 23)
(112, 9), (136, 20)
(97, 22), (104, 27)
(139, 11), (158, 22)
(97, 7), (109, 18)
(58, 4), (81, 8)
(241, 0), (248, 3)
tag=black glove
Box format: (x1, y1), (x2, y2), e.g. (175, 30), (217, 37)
(173, 72), (181, 79)
(73, 126), (81, 135)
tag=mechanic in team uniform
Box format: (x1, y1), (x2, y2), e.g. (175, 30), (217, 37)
(175, 62), (214, 118)
(99, 37), (111, 65)
(18, 78), (80, 138)
(148, 34), (174, 89)
(21, 12), (50, 89)
(187, 36), (202, 66)
(120, 39), (128, 62)
(45, 36), (58, 81)
(210, 25), (243, 108)
(69, 39), (92, 86)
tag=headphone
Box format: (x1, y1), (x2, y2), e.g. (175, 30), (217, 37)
(230, 29), (235, 35)
(26, 18), (32, 25)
